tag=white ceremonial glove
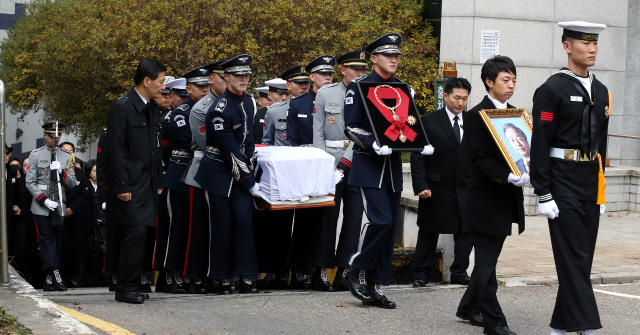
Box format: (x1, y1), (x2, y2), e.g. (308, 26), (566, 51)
(44, 199), (59, 211)
(50, 161), (62, 174)
(507, 173), (529, 187)
(373, 142), (392, 156)
(333, 170), (344, 185)
(420, 144), (435, 156)
(102, 202), (106, 210)
(600, 204), (605, 216)
(249, 183), (262, 197)
(538, 200), (559, 220)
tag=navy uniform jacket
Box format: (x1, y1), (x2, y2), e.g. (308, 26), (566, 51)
(194, 89), (256, 197)
(531, 69), (609, 203)
(343, 71), (403, 192)
(286, 90), (317, 146)
(159, 107), (172, 171)
(254, 107), (267, 144)
(164, 97), (196, 192)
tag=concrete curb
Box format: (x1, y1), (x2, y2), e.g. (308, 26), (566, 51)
(499, 272), (640, 287)
(0, 266), (95, 335)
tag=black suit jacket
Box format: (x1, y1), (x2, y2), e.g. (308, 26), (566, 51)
(63, 167), (92, 247)
(410, 108), (471, 234)
(464, 96), (525, 236)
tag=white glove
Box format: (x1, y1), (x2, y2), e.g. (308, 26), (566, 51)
(249, 183), (261, 197)
(102, 202), (106, 210)
(507, 173), (530, 187)
(50, 161), (62, 174)
(333, 170), (344, 185)
(373, 142), (392, 156)
(600, 204), (605, 216)
(44, 199), (59, 211)
(420, 145), (435, 155)
(539, 200), (559, 220)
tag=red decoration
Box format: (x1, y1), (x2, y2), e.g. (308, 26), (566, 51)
(366, 87), (417, 142)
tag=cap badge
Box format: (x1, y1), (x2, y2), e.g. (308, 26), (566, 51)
(300, 66), (306, 73)
(239, 57), (249, 63)
(323, 57), (332, 63)
(360, 52), (366, 59)
(199, 69), (207, 74)
(389, 35), (398, 42)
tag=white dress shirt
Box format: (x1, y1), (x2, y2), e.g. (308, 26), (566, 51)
(134, 88), (148, 105)
(487, 94), (508, 109)
(445, 106), (464, 140)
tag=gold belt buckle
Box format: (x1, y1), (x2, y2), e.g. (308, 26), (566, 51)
(564, 149), (590, 161)
(343, 140), (351, 149)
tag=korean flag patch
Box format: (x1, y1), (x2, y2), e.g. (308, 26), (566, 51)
(345, 97), (353, 105)
(176, 119), (186, 127)
(214, 124), (224, 131)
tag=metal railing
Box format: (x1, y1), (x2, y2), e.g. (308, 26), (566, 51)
(0, 80), (8, 285)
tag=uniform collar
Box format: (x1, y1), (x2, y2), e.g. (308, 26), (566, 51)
(339, 81), (347, 91)
(226, 88), (247, 101)
(370, 69), (393, 82)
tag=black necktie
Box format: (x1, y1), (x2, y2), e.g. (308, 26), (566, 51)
(453, 115), (461, 144)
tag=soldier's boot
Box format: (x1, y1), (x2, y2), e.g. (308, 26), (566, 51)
(217, 278), (232, 295)
(289, 270), (310, 290)
(171, 271), (187, 294)
(43, 272), (55, 292)
(188, 278), (206, 294)
(108, 275), (117, 292)
(205, 277), (219, 294)
(312, 267), (335, 292)
(342, 268), (371, 302)
(238, 276), (259, 294)
(52, 269), (67, 292)
(266, 273), (290, 290)
(363, 283), (396, 309)
(332, 267), (349, 291)
(137, 271), (152, 293)
(162, 271), (173, 293)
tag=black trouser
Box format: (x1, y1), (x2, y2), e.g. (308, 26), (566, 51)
(287, 207), (324, 274)
(184, 186), (209, 279)
(153, 187), (170, 271)
(413, 230), (473, 281)
(34, 215), (64, 271)
(206, 187), (258, 279)
(164, 189), (189, 272)
(103, 214), (120, 277)
(310, 175), (363, 269)
(61, 244), (89, 285)
(116, 225), (147, 293)
(548, 197), (601, 332)
(254, 209), (294, 274)
(457, 232), (507, 329)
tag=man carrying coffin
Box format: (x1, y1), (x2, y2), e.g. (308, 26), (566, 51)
(342, 33), (433, 308)
(531, 22), (609, 335)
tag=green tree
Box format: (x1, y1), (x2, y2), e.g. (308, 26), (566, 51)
(0, 0), (439, 148)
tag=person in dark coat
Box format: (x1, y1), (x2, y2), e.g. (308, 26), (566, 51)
(5, 145), (18, 252)
(455, 56), (527, 335)
(410, 77), (473, 287)
(106, 59), (166, 304)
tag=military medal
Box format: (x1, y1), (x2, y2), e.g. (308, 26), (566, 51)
(406, 115), (416, 126)
(374, 85), (407, 142)
(280, 133), (287, 140)
(367, 84), (418, 143)
(328, 116), (336, 124)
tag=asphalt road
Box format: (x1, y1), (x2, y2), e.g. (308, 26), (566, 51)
(48, 282), (640, 335)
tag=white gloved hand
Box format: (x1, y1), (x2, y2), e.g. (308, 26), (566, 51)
(44, 199), (59, 211)
(102, 202), (106, 210)
(373, 142), (392, 156)
(50, 161), (62, 174)
(507, 173), (529, 187)
(420, 144), (435, 156)
(600, 204), (605, 216)
(249, 183), (261, 197)
(538, 200), (559, 220)
(333, 170), (344, 185)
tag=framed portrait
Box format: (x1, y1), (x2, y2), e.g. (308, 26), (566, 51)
(479, 108), (533, 177)
(355, 81), (430, 151)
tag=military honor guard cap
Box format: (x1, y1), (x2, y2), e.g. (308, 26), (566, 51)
(306, 55), (336, 74)
(161, 75), (175, 94)
(203, 60), (226, 76)
(280, 66), (310, 83)
(221, 54), (253, 75)
(558, 21), (607, 41)
(165, 77), (189, 97)
(366, 32), (403, 55)
(256, 86), (269, 98)
(183, 67), (210, 85)
(42, 121), (65, 136)
(337, 51), (370, 69)
(265, 78), (289, 94)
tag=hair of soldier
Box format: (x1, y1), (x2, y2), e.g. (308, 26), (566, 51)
(444, 77), (472, 95)
(85, 159), (96, 179)
(134, 60), (167, 86)
(480, 55), (516, 92)
(503, 123), (528, 141)
(59, 141), (75, 152)
(561, 35), (574, 44)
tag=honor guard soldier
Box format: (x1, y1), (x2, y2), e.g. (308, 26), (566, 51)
(168, 77), (189, 108)
(254, 79), (289, 144)
(194, 54), (261, 295)
(255, 86), (272, 109)
(531, 22), (609, 335)
(310, 51), (369, 291)
(182, 59), (226, 294)
(343, 33), (434, 308)
(26, 122), (77, 291)
(162, 66), (210, 294)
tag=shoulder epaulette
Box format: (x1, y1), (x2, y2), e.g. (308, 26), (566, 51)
(213, 98), (228, 113)
(291, 92), (307, 100)
(59, 148), (73, 155)
(268, 101), (287, 108)
(351, 74), (367, 83)
(32, 147), (45, 153)
(176, 103), (189, 112)
(319, 82), (339, 92)
(246, 92), (254, 98)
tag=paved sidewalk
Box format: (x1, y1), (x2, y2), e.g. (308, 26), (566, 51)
(497, 212), (640, 285)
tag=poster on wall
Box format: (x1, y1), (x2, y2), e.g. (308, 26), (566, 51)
(481, 30), (500, 63)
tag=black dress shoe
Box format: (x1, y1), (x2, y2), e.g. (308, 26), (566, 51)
(254, 279), (266, 290)
(52, 270), (67, 291)
(115, 291), (145, 304)
(289, 270), (310, 290)
(456, 310), (484, 327)
(171, 271), (187, 294)
(205, 278), (219, 294)
(332, 268), (349, 291)
(238, 276), (259, 294)
(363, 283), (396, 309)
(413, 278), (426, 287)
(43, 274), (55, 292)
(266, 276), (289, 290)
(138, 293), (150, 300)
(450, 275), (471, 285)
(188, 279), (207, 294)
(342, 268), (372, 302)
(109, 276), (118, 292)
(312, 268), (335, 292)
(217, 284), (233, 295)
(483, 326), (516, 335)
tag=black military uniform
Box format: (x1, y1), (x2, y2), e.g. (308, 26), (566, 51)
(194, 54), (260, 294)
(531, 22), (609, 333)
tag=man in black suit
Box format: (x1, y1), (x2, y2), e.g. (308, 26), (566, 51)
(455, 56), (528, 335)
(106, 60), (165, 304)
(410, 77), (473, 287)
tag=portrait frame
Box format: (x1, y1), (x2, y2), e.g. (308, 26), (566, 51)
(355, 81), (430, 152)
(479, 108), (533, 177)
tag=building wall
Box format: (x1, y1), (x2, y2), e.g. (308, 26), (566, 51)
(440, 0), (640, 167)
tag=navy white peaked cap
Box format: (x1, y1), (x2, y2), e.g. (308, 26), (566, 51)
(222, 54), (253, 75)
(366, 33), (402, 55)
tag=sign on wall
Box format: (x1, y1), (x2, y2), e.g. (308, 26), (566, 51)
(481, 30), (500, 62)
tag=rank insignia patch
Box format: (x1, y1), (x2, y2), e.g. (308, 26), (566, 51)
(199, 126), (206, 133)
(540, 111), (553, 121)
(214, 99), (227, 112)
